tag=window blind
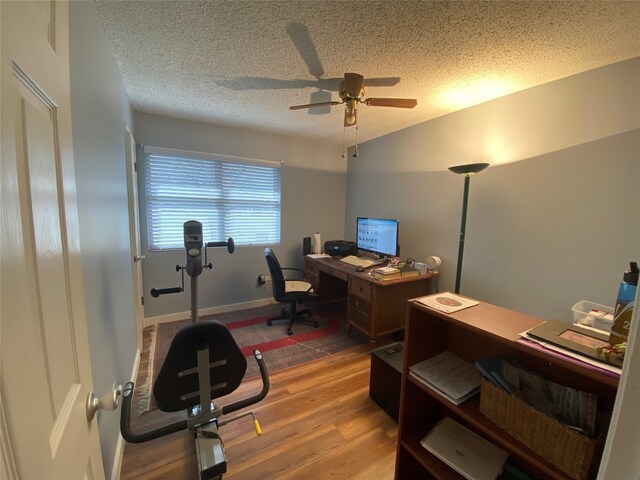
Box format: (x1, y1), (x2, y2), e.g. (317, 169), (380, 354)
(144, 147), (281, 250)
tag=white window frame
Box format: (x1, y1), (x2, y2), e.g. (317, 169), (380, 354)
(143, 145), (282, 250)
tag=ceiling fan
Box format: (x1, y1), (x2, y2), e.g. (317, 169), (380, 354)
(289, 72), (417, 127)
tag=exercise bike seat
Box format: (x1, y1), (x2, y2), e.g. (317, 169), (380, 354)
(153, 321), (247, 412)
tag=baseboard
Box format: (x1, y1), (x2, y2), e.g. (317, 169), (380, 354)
(143, 298), (274, 327)
(111, 348), (140, 480)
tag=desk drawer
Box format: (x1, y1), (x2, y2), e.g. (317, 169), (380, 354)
(348, 297), (371, 332)
(304, 258), (319, 276)
(349, 276), (372, 302)
(304, 259), (319, 289)
(326, 267), (348, 282)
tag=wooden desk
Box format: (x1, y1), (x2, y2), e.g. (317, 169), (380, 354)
(304, 256), (433, 340)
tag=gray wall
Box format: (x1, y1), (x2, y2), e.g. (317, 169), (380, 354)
(134, 113), (347, 319)
(69, 2), (137, 478)
(346, 58), (640, 321)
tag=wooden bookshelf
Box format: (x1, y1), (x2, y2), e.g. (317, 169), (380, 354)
(395, 299), (619, 480)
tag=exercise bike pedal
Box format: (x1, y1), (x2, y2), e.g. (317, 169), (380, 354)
(217, 411), (263, 437)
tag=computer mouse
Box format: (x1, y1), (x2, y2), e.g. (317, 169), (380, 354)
(355, 266), (365, 272)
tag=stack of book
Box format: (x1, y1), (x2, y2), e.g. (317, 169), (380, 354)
(371, 266), (401, 280)
(371, 266), (420, 280)
(409, 351), (481, 405)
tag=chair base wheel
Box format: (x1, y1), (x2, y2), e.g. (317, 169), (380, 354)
(287, 329), (293, 336)
(267, 320), (272, 326)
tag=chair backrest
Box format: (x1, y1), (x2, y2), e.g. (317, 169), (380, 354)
(265, 247), (286, 301)
(153, 321), (247, 412)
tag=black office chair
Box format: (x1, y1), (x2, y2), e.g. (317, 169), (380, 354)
(264, 247), (319, 335)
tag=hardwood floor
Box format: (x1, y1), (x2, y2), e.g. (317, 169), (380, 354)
(120, 326), (399, 479)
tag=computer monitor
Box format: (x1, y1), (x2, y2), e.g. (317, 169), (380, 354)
(356, 217), (399, 258)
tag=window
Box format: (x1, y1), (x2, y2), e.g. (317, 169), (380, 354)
(144, 146), (281, 250)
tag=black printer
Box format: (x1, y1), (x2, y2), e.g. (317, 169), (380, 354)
(324, 240), (357, 257)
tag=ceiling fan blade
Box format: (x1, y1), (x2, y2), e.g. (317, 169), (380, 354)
(344, 73), (364, 97)
(289, 101), (342, 110)
(364, 98), (417, 108)
(362, 77), (401, 87)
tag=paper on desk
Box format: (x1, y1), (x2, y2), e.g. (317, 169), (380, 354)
(416, 292), (479, 313)
(306, 253), (331, 259)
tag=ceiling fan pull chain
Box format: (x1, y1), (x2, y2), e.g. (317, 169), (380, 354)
(342, 125), (346, 158)
(353, 125), (359, 158)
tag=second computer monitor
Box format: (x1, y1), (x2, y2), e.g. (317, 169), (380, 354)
(356, 217), (399, 258)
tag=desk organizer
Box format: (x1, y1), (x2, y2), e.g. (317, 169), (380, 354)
(479, 379), (598, 480)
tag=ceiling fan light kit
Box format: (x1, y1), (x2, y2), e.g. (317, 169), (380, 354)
(289, 72), (418, 130)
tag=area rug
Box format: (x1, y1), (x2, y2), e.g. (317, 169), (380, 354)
(137, 302), (367, 414)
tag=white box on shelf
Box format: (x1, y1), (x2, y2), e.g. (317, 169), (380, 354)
(572, 300), (614, 332)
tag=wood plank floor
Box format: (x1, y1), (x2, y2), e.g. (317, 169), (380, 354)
(120, 323), (399, 479)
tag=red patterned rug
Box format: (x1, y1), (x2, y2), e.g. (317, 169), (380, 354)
(137, 302), (367, 414)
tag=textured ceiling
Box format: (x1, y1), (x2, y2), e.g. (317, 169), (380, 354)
(95, 1), (640, 147)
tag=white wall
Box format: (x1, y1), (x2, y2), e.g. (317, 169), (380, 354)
(346, 58), (640, 478)
(134, 113), (347, 319)
(69, 3), (138, 478)
(346, 58), (640, 321)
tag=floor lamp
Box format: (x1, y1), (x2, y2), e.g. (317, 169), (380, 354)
(448, 162), (490, 294)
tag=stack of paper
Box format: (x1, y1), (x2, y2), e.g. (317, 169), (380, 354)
(421, 417), (508, 480)
(409, 351), (481, 405)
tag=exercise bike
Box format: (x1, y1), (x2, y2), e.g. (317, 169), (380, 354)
(120, 220), (270, 480)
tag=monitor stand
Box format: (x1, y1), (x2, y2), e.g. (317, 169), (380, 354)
(357, 251), (387, 265)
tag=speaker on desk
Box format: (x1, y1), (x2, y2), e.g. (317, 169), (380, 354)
(303, 236), (311, 255)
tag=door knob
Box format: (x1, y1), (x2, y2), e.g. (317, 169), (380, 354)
(86, 384), (122, 421)
(133, 255), (145, 263)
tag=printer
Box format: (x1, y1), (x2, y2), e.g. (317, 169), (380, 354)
(324, 240), (357, 257)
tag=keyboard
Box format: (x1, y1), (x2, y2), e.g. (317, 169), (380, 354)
(340, 255), (386, 268)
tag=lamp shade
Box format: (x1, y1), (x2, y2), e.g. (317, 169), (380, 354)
(448, 163), (490, 176)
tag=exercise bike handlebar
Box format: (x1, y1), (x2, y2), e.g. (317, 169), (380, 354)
(119, 350), (269, 444)
(150, 287), (183, 298)
(120, 382), (187, 443)
(206, 237), (235, 254)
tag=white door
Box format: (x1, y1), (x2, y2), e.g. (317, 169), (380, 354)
(125, 127), (145, 348)
(1, 1), (104, 478)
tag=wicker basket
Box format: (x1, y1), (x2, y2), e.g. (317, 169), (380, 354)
(479, 379), (598, 480)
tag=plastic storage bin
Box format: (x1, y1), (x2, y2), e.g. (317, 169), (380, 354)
(572, 300), (614, 332)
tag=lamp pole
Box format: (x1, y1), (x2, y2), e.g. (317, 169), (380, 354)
(448, 163), (490, 294)
(454, 175), (471, 294)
